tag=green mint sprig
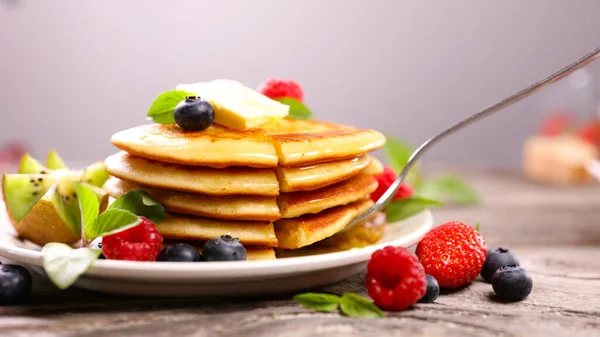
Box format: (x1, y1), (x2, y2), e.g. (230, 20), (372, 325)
(274, 97), (315, 120)
(385, 197), (443, 223)
(106, 189), (165, 225)
(41, 244), (102, 290)
(147, 90), (195, 124)
(416, 174), (481, 206)
(382, 135), (481, 208)
(294, 292), (384, 318)
(41, 186), (165, 290)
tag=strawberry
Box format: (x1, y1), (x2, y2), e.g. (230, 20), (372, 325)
(416, 221), (487, 289)
(370, 165), (413, 203)
(539, 112), (572, 136)
(0, 143), (27, 162)
(577, 121), (600, 146)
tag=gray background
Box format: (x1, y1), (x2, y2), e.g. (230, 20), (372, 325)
(1, 0), (600, 166)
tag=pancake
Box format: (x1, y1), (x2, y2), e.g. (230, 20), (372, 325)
(274, 199), (374, 249)
(111, 119), (385, 168)
(104, 177), (280, 221)
(277, 174), (378, 218)
(111, 123), (277, 168)
(360, 156), (384, 176)
(105, 173), (374, 221)
(276, 155), (371, 193)
(105, 152), (279, 196)
(155, 214), (279, 247)
(265, 120), (386, 167)
(276, 213), (386, 258)
(162, 240), (276, 260)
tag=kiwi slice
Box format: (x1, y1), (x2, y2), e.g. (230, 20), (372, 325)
(51, 170), (83, 235)
(46, 150), (67, 170)
(2, 150), (110, 245)
(18, 154), (45, 174)
(2, 173), (56, 222)
(81, 161), (109, 188)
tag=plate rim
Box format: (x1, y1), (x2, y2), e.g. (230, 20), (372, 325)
(0, 210), (433, 280)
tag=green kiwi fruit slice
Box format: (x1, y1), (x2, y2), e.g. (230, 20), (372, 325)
(18, 154), (45, 174)
(2, 150), (110, 244)
(45, 150), (67, 170)
(2, 173), (56, 222)
(81, 161), (109, 188)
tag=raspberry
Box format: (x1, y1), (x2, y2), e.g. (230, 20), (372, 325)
(102, 217), (163, 261)
(257, 78), (304, 102)
(365, 246), (426, 311)
(370, 165), (413, 202)
(416, 221), (487, 289)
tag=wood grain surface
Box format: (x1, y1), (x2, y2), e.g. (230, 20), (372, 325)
(1, 169), (599, 337)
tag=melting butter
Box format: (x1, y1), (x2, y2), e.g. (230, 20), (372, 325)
(176, 80), (289, 131)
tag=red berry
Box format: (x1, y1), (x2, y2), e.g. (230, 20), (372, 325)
(416, 221), (487, 289)
(257, 78), (304, 102)
(577, 121), (600, 145)
(365, 246), (426, 311)
(370, 165), (413, 202)
(102, 217), (163, 261)
(539, 112), (572, 136)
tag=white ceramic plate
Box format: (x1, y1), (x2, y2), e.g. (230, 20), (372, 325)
(0, 203), (433, 297)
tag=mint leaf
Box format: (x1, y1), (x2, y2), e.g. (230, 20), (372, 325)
(382, 136), (421, 185)
(382, 136), (413, 172)
(293, 292), (340, 312)
(41, 243), (101, 290)
(74, 182), (100, 239)
(339, 293), (384, 318)
(275, 97), (314, 120)
(147, 90), (193, 124)
(77, 189), (165, 240)
(475, 222), (480, 231)
(386, 196), (443, 223)
(416, 174), (480, 206)
(108, 190), (165, 224)
(89, 209), (141, 238)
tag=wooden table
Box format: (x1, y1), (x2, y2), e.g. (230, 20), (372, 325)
(1, 169), (599, 337)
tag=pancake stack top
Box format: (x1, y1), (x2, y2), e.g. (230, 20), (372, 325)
(103, 85), (386, 260)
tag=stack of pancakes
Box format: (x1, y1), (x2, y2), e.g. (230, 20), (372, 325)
(103, 119), (386, 260)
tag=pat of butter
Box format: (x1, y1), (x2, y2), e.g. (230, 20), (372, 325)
(176, 79), (289, 131)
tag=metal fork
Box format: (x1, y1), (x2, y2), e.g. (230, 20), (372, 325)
(339, 46), (600, 234)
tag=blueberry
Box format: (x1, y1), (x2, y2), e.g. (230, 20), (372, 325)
(202, 235), (247, 261)
(173, 96), (215, 131)
(481, 247), (520, 283)
(0, 264), (32, 304)
(491, 265), (532, 301)
(157, 244), (201, 262)
(418, 274), (440, 303)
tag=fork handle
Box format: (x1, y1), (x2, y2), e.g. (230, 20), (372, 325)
(343, 46), (600, 231)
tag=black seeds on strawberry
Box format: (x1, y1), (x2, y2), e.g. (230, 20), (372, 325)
(418, 274), (440, 303)
(491, 265), (532, 301)
(481, 247), (520, 283)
